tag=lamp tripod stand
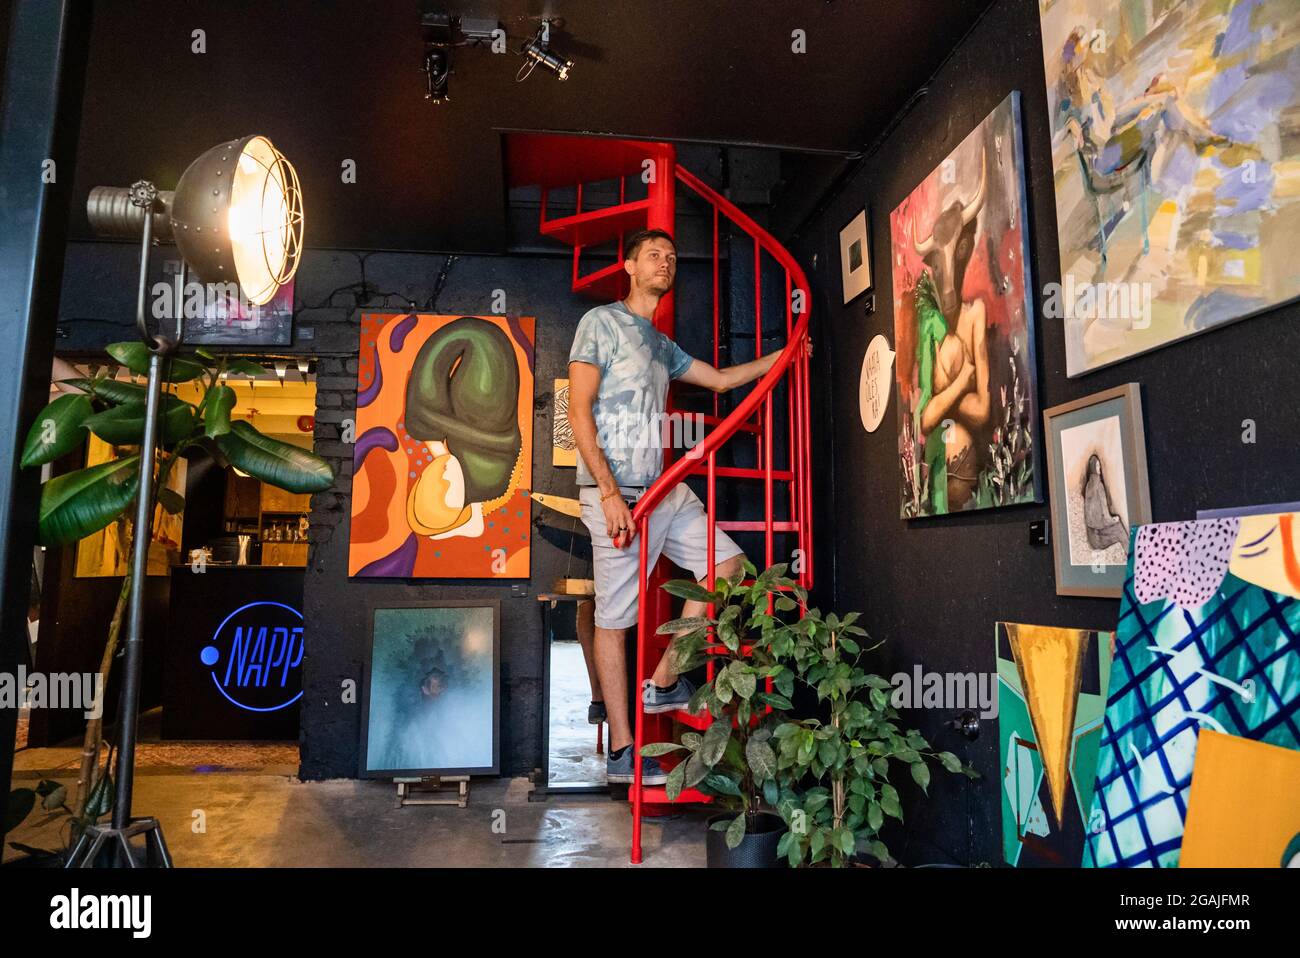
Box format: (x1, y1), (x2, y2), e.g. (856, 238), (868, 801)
(66, 181), (178, 868)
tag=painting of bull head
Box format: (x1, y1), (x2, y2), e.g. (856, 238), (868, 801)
(889, 91), (1041, 518)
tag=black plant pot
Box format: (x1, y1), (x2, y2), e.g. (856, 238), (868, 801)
(705, 811), (786, 868)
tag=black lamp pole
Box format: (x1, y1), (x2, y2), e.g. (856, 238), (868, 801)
(113, 181), (186, 834)
(65, 181), (180, 868)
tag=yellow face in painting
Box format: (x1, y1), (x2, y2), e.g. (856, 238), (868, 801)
(406, 440), (474, 537)
(1227, 513), (1300, 600)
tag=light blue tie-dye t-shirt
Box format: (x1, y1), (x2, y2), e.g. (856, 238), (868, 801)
(568, 300), (695, 487)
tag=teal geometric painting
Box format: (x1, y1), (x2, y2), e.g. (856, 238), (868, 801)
(997, 622), (1112, 866)
(1086, 515), (1300, 867)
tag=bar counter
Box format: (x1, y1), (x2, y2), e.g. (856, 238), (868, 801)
(162, 564), (305, 741)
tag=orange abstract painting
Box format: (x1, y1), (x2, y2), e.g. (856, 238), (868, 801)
(349, 313), (535, 578)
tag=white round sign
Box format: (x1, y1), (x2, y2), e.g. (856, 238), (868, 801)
(859, 334), (896, 433)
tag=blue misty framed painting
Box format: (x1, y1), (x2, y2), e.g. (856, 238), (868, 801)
(360, 602), (500, 777)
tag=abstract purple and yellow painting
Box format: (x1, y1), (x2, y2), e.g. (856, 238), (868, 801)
(349, 313), (535, 579)
(1039, 0), (1300, 376)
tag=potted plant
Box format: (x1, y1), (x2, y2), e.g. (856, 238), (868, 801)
(17, 343), (333, 844)
(769, 608), (979, 867)
(640, 560), (805, 867)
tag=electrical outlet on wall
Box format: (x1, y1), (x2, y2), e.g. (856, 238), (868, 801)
(1029, 518), (1049, 546)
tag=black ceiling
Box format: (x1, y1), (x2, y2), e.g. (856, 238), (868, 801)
(66, 0), (993, 252)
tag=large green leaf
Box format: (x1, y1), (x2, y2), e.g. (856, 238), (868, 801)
(745, 738), (777, 782)
(661, 579), (717, 603)
(38, 455), (140, 546)
(57, 377), (147, 405)
(204, 384), (237, 438)
(910, 760), (931, 794)
(157, 487), (186, 515)
(683, 752), (711, 789)
(215, 421), (333, 493)
(83, 397), (195, 447)
(639, 742), (686, 758)
(704, 772), (743, 798)
(20, 394), (92, 467)
(83, 768), (114, 821)
(725, 813), (747, 850)
(654, 615), (710, 636)
(105, 342), (207, 382)
(700, 716), (731, 767)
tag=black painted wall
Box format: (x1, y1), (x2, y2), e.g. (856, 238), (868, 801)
(293, 250), (719, 780)
(48, 135), (807, 780)
(778, 0), (1300, 865)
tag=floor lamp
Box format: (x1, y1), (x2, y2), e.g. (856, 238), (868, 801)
(65, 135), (303, 868)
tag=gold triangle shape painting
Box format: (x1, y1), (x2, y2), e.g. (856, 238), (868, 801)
(1004, 623), (1089, 828)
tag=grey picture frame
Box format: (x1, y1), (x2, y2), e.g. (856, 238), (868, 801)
(358, 600), (501, 778)
(1042, 383), (1151, 598)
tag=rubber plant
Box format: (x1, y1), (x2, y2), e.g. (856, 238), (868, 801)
(769, 610), (980, 867)
(19, 343), (333, 835)
(639, 560), (803, 850)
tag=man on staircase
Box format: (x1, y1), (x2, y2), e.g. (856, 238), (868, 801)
(567, 227), (806, 785)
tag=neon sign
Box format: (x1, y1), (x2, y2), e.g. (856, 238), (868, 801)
(199, 600), (304, 712)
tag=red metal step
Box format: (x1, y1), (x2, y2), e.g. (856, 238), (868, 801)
(698, 412), (762, 434)
(504, 133), (664, 190)
(541, 198), (652, 247)
(684, 464), (794, 481)
(715, 520), (799, 533)
(637, 786), (713, 805)
(667, 709), (712, 731)
(573, 260), (629, 300)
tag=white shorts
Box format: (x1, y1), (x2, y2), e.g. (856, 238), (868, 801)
(578, 482), (744, 630)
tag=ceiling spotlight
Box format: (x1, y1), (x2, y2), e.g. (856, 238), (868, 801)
(423, 48), (451, 102)
(296, 358), (310, 380)
(518, 20), (572, 82)
(421, 6), (453, 103)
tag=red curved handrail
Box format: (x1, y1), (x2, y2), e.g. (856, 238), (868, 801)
(630, 165), (813, 529)
(626, 160), (812, 866)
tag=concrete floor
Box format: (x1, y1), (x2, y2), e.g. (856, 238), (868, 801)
(5, 771), (711, 867)
(547, 640), (607, 786)
(6, 665), (712, 867)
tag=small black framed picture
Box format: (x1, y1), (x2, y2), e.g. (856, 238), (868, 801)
(839, 209), (872, 304)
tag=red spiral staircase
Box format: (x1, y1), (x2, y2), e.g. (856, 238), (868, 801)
(505, 133), (814, 863)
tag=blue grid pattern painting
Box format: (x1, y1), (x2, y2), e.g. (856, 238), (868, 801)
(1086, 516), (1300, 868)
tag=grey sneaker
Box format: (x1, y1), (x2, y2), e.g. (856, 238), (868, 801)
(642, 676), (700, 715)
(607, 747), (667, 785)
(588, 700), (607, 725)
